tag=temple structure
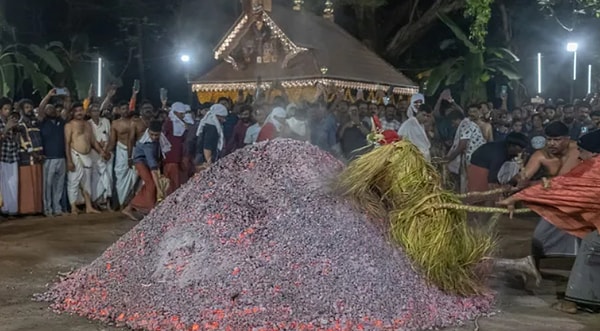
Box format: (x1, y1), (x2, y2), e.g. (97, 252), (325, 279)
(192, 0), (419, 104)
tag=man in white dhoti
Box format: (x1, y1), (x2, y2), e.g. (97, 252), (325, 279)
(0, 98), (19, 216)
(65, 103), (110, 215)
(107, 105), (138, 207)
(88, 104), (113, 209)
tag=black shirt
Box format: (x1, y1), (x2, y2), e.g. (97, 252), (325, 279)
(39, 117), (66, 159)
(470, 142), (510, 184)
(195, 124), (220, 164)
(340, 124), (370, 161)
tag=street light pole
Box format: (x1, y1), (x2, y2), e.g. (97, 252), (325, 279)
(567, 42), (578, 102)
(180, 54), (192, 105)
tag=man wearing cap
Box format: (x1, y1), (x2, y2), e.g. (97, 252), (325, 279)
(498, 129), (600, 313)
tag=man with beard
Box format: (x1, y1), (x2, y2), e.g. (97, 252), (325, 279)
(561, 104), (582, 140)
(519, 121), (582, 268)
(107, 102), (138, 209)
(65, 104), (109, 215)
(39, 102), (67, 216)
(590, 111), (600, 131)
(225, 104), (253, 154)
(15, 99), (44, 215)
(380, 105), (401, 131)
(88, 103), (112, 209)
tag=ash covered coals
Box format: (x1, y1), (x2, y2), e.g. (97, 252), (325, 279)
(38, 139), (493, 331)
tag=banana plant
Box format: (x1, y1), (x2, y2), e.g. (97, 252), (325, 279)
(45, 36), (122, 100)
(421, 13), (521, 105)
(0, 43), (64, 98)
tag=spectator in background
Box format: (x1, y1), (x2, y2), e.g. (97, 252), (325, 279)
(218, 97), (237, 143)
(162, 102), (188, 194)
(286, 105), (309, 141)
(0, 97), (20, 216)
(196, 104), (228, 168)
(590, 111), (600, 131)
(310, 103), (338, 153)
(226, 104), (254, 154)
(398, 104), (433, 161)
(380, 105), (401, 131)
(339, 103), (370, 161)
(88, 103), (113, 209)
(244, 104), (267, 145)
(15, 99), (44, 215)
(39, 103), (66, 216)
(561, 104), (582, 140)
(445, 108), (487, 193)
(257, 107), (288, 142)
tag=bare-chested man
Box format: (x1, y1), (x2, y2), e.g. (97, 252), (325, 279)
(65, 104), (109, 215)
(107, 102), (138, 208)
(518, 121), (583, 268)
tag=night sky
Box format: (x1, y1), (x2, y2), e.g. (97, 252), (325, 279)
(3, 0), (600, 104)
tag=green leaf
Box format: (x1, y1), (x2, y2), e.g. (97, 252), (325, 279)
(29, 44), (65, 73)
(438, 13), (478, 53)
(486, 47), (520, 62)
(493, 62), (521, 80)
(424, 57), (461, 96)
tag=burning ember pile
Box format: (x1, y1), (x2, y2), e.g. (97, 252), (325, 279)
(38, 139), (493, 330)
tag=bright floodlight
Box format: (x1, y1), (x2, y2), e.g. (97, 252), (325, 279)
(567, 42), (578, 52)
(180, 54), (190, 63)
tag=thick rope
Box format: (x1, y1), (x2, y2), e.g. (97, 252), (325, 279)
(434, 203), (530, 214)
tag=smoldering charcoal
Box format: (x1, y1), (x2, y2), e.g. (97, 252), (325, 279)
(37, 139), (493, 330)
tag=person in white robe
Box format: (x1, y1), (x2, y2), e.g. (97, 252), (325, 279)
(398, 103), (432, 161)
(88, 105), (113, 206)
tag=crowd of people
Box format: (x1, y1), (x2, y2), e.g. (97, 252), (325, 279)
(1, 83), (599, 222)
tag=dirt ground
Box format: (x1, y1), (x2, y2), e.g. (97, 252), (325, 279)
(1, 213), (599, 331)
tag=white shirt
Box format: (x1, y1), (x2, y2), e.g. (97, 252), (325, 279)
(448, 118), (486, 173)
(397, 117), (431, 161)
(89, 118), (111, 144)
(244, 123), (261, 145)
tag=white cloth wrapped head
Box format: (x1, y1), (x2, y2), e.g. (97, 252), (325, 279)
(169, 102), (188, 137)
(407, 93), (425, 118)
(265, 107), (287, 131)
(196, 104), (229, 151)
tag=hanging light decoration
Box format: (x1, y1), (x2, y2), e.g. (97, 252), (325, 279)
(323, 0), (334, 20)
(293, 0), (304, 11)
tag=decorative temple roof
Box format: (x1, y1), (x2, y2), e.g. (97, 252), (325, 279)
(192, 3), (418, 96)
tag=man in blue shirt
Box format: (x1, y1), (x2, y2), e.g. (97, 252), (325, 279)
(39, 104), (66, 216)
(122, 120), (163, 221)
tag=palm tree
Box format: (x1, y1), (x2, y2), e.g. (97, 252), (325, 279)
(422, 14), (521, 105)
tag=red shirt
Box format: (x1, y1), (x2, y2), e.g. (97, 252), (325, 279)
(225, 121), (251, 155)
(256, 122), (278, 142)
(162, 118), (185, 164)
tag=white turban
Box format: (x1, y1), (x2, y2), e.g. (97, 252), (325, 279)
(169, 102), (188, 137)
(265, 107), (287, 131)
(196, 104), (228, 151)
(407, 93), (425, 118)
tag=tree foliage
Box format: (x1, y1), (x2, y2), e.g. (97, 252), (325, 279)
(422, 14), (520, 104)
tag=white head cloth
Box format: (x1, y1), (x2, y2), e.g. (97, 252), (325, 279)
(407, 93), (425, 118)
(196, 103), (228, 151)
(265, 107), (287, 131)
(169, 102), (187, 137)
